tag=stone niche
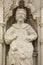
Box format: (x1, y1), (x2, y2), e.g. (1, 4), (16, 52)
(0, 0), (41, 65)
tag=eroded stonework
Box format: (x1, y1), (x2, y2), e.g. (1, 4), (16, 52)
(4, 0), (38, 23)
(4, 2), (37, 64)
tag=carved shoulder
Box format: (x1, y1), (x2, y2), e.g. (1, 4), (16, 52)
(4, 25), (17, 45)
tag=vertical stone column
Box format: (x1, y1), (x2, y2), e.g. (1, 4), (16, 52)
(41, 6), (43, 65)
(32, 0), (41, 65)
(0, 43), (2, 65)
(0, 0), (3, 65)
(40, 0), (43, 65)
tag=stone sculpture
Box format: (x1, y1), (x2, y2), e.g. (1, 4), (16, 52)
(4, 0), (37, 65)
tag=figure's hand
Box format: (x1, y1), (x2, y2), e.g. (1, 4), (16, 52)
(26, 34), (37, 42)
(26, 36), (32, 42)
(11, 34), (17, 40)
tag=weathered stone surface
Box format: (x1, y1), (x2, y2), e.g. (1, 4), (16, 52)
(0, 0), (3, 65)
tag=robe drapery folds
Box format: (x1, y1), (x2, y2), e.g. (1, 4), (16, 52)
(4, 23), (37, 65)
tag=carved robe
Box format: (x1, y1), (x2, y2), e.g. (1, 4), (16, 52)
(4, 23), (37, 65)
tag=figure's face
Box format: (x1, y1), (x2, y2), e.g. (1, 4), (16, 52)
(16, 8), (26, 22)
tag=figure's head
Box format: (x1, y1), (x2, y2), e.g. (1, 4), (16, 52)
(7, 0), (33, 29)
(15, 8), (26, 22)
(12, 0), (31, 23)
